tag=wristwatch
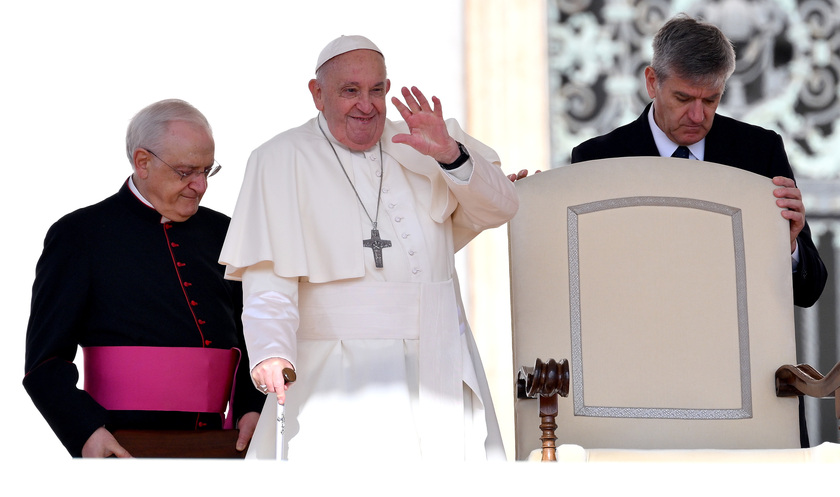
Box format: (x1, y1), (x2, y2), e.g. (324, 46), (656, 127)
(438, 141), (470, 170)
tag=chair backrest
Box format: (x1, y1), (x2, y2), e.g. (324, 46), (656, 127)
(509, 157), (800, 460)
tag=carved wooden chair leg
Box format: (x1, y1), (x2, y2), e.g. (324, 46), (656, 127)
(538, 394), (559, 461)
(776, 362), (840, 431)
(517, 358), (570, 461)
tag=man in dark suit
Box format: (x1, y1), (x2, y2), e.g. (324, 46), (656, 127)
(570, 14), (827, 448)
(571, 14), (826, 309)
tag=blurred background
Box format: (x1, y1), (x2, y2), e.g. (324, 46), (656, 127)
(2, 0), (837, 478)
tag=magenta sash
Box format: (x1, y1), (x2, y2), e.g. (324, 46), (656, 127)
(83, 346), (240, 429)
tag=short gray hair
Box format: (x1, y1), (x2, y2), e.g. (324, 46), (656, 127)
(650, 14), (736, 88)
(125, 99), (212, 165)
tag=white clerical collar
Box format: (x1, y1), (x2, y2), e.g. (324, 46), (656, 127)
(128, 176), (170, 223)
(647, 103), (705, 160)
(128, 176), (154, 208)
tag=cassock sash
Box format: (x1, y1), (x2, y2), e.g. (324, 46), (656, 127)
(299, 279), (465, 459)
(246, 279), (466, 459)
(83, 346), (241, 429)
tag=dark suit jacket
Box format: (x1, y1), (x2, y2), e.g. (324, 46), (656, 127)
(572, 103), (827, 308)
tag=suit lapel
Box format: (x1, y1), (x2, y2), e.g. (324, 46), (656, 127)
(702, 116), (729, 164)
(636, 103), (663, 156)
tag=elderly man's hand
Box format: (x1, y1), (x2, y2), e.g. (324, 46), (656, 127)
(251, 357), (295, 404)
(391, 86), (461, 164)
(81, 426), (131, 458)
(235, 411), (260, 452)
(773, 176), (805, 253)
(508, 169), (541, 182)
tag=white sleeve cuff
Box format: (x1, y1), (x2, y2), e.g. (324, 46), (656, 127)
(791, 239), (800, 272)
(444, 155), (475, 183)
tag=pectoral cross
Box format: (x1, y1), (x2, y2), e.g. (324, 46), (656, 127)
(363, 228), (392, 268)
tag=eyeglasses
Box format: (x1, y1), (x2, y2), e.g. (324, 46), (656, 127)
(145, 149), (222, 181)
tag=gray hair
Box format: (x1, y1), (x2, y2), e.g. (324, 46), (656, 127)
(125, 99), (212, 165)
(650, 14), (736, 88)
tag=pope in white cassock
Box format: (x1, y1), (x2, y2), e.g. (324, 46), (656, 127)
(219, 35), (519, 461)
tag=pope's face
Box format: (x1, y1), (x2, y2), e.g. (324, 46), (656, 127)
(645, 66), (724, 146)
(309, 49), (390, 151)
(133, 120), (215, 222)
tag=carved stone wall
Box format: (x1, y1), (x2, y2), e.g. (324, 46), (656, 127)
(549, 0), (840, 179)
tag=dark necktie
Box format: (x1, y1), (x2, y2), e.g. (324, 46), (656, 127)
(672, 146), (690, 159)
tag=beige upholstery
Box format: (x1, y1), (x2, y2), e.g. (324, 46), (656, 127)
(510, 157), (802, 460)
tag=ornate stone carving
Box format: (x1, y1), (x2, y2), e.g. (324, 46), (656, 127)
(549, 0), (840, 179)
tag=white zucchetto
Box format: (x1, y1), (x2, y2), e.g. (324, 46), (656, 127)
(315, 35), (383, 72)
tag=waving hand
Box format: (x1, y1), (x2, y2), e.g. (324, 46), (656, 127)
(391, 86), (461, 164)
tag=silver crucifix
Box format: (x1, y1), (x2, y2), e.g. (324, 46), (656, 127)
(363, 228), (392, 268)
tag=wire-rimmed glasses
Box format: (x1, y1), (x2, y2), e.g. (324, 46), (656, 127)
(145, 148), (221, 181)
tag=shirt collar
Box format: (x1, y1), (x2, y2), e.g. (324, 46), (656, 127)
(128, 176), (170, 224)
(647, 103), (705, 160)
(128, 176), (154, 208)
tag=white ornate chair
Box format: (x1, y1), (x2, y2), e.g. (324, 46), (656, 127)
(509, 157), (839, 462)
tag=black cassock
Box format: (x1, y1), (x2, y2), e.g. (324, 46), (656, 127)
(24, 180), (264, 457)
